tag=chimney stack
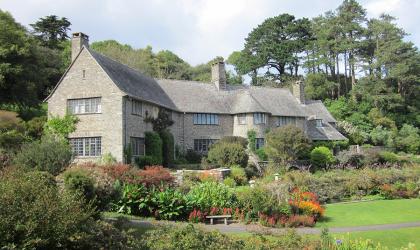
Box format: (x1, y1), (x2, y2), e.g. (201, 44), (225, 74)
(293, 80), (305, 104)
(71, 32), (89, 62)
(211, 59), (227, 91)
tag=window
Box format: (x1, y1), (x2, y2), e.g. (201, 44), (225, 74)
(69, 137), (101, 157)
(130, 137), (145, 156)
(193, 113), (219, 125)
(82, 70), (86, 79)
(237, 114), (247, 125)
(194, 139), (218, 152)
(277, 116), (296, 127)
(316, 119), (323, 127)
(67, 97), (101, 114)
(253, 113), (266, 125)
(255, 138), (265, 150)
(132, 100), (143, 116)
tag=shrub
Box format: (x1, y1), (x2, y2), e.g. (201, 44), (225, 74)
(187, 182), (236, 211)
(310, 146), (335, 169)
(145, 131), (163, 164)
(64, 168), (96, 201)
(160, 130), (174, 167)
(285, 215), (316, 227)
(247, 130), (257, 152)
(230, 165), (248, 185)
(223, 177), (236, 187)
(244, 164), (260, 179)
(378, 151), (399, 164)
(137, 165), (175, 187)
(135, 155), (160, 168)
(207, 142), (248, 168)
(43, 114), (78, 138)
(0, 168), (97, 249)
(98, 152), (117, 165)
(395, 124), (420, 154)
(336, 150), (365, 168)
(184, 149), (202, 164)
(265, 125), (311, 164)
(141, 224), (244, 250)
(13, 136), (72, 175)
(256, 147), (268, 161)
(220, 136), (248, 148)
(151, 188), (188, 220)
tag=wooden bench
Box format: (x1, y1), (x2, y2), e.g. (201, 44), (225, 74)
(206, 215), (232, 225)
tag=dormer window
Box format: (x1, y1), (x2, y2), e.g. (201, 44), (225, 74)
(316, 119), (323, 127)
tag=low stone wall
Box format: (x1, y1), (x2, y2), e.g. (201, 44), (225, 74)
(174, 168), (231, 184)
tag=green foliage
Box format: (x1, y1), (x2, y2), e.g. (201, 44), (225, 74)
(230, 165), (248, 185)
(145, 109), (174, 133)
(282, 167), (420, 203)
(160, 130), (174, 167)
(265, 125), (311, 164)
(395, 124), (420, 154)
(223, 177), (236, 188)
(64, 169), (96, 201)
(310, 146), (335, 169)
(135, 155), (160, 168)
(247, 130), (257, 152)
(98, 152), (117, 165)
(186, 182), (236, 211)
(13, 136), (72, 175)
(0, 168), (140, 249)
(378, 151), (399, 164)
(30, 15), (71, 49)
(256, 147), (268, 161)
(145, 131), (163, 165)
(305, 73), (338, 100)
(0, 169), (96, 249)
(207, 142), (248, 168)
(151, 188), (188, 220)
(44, 114), (78, 138)
(219, 136), (248, 148)
(141, 224), (244, 250)
(369, 126), (395, 147)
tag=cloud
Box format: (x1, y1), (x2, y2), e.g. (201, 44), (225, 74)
(0, 0), (419, 65)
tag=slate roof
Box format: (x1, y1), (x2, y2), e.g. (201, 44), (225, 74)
(307, 120), (347, 140)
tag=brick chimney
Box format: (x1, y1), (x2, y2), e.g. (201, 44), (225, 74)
(71, 32), (89, 62)
(211, 59), (227, 90)
(293, 80), (305, 104)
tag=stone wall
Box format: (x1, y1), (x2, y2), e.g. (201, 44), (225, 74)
(47, 48), (125, 162)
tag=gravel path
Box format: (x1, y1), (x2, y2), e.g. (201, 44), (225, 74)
(111, 217), (420, 235)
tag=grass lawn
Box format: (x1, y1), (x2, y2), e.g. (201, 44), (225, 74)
(333, 227), (420, 249)
(316, 199), (420, 228)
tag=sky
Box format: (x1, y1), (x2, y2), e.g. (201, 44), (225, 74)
(0, 0), (419, 66)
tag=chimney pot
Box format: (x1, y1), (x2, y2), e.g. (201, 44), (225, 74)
(211, 59), (226, 90)
(71, 32), (89, 62)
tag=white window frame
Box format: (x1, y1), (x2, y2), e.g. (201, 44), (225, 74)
(69, 137), (101, 157)
(132, 99), (143, 116)
(237, 114), (247, 125)
(67, 97), (101, 114)
(130, 137), (145, 156)
(193, 113), (219, 125)
(253, 113), (266, 125)
(316, 119), (323, 128)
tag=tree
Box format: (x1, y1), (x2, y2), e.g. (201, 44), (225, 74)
(154, 50), (191, 79)
(240, 14), (311, 83)
(336, 0), (367, 88)
(265, 125), (311, 164)
(30, 15), (71, 49)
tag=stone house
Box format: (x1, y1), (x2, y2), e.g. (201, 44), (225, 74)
(46, 32), (346, 162)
